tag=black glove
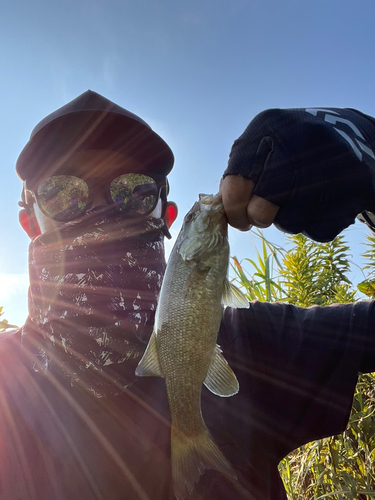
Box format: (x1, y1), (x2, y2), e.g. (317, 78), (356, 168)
(224, 108), (375, 242)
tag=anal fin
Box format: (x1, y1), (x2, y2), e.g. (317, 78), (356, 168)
(135, 331), (163, 378)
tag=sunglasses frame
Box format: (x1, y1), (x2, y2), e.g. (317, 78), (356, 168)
(23, 172), (169, 222)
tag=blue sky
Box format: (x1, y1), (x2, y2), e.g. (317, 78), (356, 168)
(1, 0), (375, 325)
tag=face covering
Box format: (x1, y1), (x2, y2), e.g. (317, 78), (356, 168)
(21, 210), (167, 397)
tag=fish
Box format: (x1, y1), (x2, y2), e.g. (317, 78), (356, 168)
(135, 193), (249, 499)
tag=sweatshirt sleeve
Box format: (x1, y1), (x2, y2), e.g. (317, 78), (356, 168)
(217, 300), (375, 457)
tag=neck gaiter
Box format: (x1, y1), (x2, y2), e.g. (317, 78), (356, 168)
(21, 211), (167, 397)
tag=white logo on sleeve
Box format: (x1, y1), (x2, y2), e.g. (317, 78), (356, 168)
(305, 108), (375, 162)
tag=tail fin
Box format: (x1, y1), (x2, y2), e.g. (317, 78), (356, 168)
(171, 425), (236, 500)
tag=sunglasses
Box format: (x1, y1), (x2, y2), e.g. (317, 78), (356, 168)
(25, 173), (167, 222)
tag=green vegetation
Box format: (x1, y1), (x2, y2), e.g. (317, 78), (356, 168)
(231, 230), (375, 499)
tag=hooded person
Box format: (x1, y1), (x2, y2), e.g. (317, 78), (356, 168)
(3, 95), (375, 500)
(16, 90), (179, 398)
(0, 91), (186, 500)
(7, 92), (263, 500)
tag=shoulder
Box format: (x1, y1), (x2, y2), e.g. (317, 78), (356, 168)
(0, 327), (22, 348)
(0, 328), (24, 374)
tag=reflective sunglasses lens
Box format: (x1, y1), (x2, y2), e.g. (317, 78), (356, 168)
(110, 174), (158, 214)
(37, 175), (89, 221)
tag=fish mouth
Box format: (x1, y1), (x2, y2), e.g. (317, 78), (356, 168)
(179, 193), (228, 261)
(198, 193), (223, 208)
(199, 193), (227, 235)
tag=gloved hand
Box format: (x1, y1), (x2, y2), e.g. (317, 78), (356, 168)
(222, 108), (375, 242)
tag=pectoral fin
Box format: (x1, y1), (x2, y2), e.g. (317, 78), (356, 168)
(135, 332), (163, 378)
(203, 345), (239, 397)
(222, 279), (249, 308)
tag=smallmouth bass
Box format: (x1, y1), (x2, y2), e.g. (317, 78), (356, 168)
(136, 193), (249, 499)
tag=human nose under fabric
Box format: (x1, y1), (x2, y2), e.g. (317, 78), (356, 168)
(29, 211), (166, 326)
(22, 211), (167, 396)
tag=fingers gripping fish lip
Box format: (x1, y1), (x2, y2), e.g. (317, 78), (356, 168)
(198, 193), (226, 221)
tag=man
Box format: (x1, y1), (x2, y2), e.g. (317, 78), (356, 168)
(2, 94), (374, 499)
(3, 90), (181, 500)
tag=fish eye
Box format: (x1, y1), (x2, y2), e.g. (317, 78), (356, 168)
(184, 212), (195, 223)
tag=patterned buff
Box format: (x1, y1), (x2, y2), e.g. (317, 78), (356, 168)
(21, 210), (167, 397)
